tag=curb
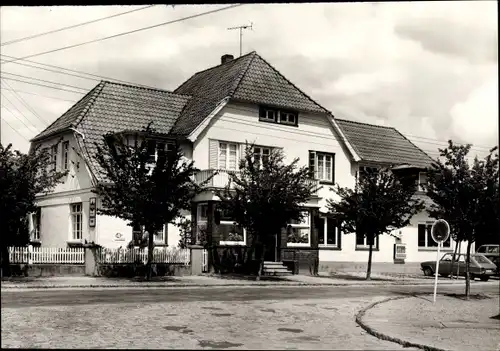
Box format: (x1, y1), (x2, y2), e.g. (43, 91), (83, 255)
(355, 295), (447, 351)
(0, 279), (464, 290)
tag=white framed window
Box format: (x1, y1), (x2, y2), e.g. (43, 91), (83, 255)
(287, 211), (311, 247)
(317, 217), (339, 248)
(62, 141), (69, 171)
(146, 140), (175, 164)
(355, 232), (378, 250)
(50, 144), (58, 171)
(70, 203), (83, 241)
(217, 207), (246, 245)
(154, 225), (166, 244)
(279, 111), (297, 125)
(418, 172), (427, 192)
(418, 223), (451, 249)
(197, 203), (208, 242)
(218, 142), (238, 170)
(309, 151), (335, 182)
(31, 207), (41, 241)
(253, 146), (271, 168)
(260, 108), (277, 122)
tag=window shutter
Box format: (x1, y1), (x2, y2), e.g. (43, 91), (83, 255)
(331, 153), (336, 184)
(209, 139), (218, 169)
(308, 151), (316, 179)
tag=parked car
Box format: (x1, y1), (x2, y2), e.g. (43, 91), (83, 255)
(420, 253), (497, 281)
(476, 244), (499, 274)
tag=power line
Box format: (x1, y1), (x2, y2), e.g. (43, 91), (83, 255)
(1, 77), (85, 94)
(1, 79), (51, 125)
(1, 5), (156, 47)
(1, 72), (89, 92)
(0, 96), (39, 133)
(0, 4), (245, 65)
(0, 113), (30, 142)
(0, 87), (78, 103)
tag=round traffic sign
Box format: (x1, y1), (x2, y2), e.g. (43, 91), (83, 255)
(431, 219), (450, 243)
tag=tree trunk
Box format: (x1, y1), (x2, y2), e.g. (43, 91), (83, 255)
(256, 243), (265, 281)
(146, 229), (154, 281)
(465, 240), (472, 299)
(450, 240), (459, 279)
(366, 239), (374, 280)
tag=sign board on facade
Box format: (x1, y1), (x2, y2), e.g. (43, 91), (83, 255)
(394, 243), (407, 260)
(431, 219), (450, 243)
(89, 197), (96, 228)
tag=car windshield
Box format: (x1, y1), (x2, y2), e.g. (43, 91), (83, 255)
(473, 255), (493, 264)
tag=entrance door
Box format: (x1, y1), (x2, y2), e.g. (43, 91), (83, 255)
(263, 234), (278, 262)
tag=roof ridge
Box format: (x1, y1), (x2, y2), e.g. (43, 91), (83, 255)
(73, 81), (107, 128)
(251, 53), (329, 114)
(30, 82), (103, 142)
(101, 79), (191, 98)
(335, 118), (398, 131)
(173, 51), (256, 94)
(229, 51), (257, 96)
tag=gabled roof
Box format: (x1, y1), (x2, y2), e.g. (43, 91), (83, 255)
(171, 51), (328, 135)
(335, 119), (435, 168)
(32, 81), (191, 181)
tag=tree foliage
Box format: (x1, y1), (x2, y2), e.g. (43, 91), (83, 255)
(328, 167), (424, 280)
(216, 143), (318, 278)
(426, 140), (499, 297)
(0, 142), (67, 274)
(93, 124), (203, 279)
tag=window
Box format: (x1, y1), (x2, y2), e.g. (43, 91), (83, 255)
(309, 151), (335, 183)
(287, 211), (311, 246)
(197, 203), (208, 242)
(418, 172), (427, 192)
(355, 232), (378, 250)
(217, 207), (245, 245)
(418, 223), (451, 249)
(146, 140), (175, 164)
(441, 253), (453, 261)
(253, 146), (271, 167)
(62, 141), (69, 171)
(70, 203), (83, 240)
(219, 142), (238, 170)
(259, 106), (298, 126)
(50, 144), (58, 171)
(154, 225), (166, 244)
(31, 208), (41, 241)
(317, 217), (340, 248)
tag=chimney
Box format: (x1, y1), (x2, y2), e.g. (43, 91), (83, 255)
(221, 54), (234, 64)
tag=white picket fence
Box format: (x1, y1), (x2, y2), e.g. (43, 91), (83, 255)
(8, 246), (85, 264)
(97, 247), (190, 265)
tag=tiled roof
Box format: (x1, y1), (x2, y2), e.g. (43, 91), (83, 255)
(171, 51), (328, 135)
(335, 119), (435, 168)
(32, 81), (190, 181)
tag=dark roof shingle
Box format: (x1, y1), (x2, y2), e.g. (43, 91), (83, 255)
(335, 119), (435, 168)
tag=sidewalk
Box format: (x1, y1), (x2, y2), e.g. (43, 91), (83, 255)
(358, 293), (500, 351)
(0, 273), (480, 290)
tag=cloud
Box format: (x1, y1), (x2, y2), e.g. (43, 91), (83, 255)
(0, 3), (497, 158)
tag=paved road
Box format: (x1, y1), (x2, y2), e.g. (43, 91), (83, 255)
(2, 282), (498, 308)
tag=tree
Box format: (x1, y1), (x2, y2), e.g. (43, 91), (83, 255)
(0, 142), (67, 275)
(93, 125), (204, 280)
(328, 167), (424, 280)
(426, 140), (499, 298)
(216, 143), (318, 280)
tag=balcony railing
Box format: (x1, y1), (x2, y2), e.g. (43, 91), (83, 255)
(193, 169), (320, 196)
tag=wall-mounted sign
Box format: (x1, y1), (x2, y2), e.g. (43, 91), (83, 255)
(394, 243), (407, 260)
(114, 232), (125, 241)
(89, 197), (96, 228)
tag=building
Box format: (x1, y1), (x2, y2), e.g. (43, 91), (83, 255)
(29, 51), (469, 270)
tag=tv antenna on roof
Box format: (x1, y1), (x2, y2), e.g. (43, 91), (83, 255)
(227, 22), (253, 57)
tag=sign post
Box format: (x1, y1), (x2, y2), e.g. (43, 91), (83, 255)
(431, 219), (450, 303)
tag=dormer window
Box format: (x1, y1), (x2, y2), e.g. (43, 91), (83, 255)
(259, 106), (298, 126)
(146, 140), (176, 165)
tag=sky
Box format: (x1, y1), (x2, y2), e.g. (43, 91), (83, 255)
(0, 2), (498, 162)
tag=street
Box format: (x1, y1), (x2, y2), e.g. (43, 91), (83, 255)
(2, 283), (498, 349)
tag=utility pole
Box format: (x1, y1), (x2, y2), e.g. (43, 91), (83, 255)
(227, 22), (253, 57)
